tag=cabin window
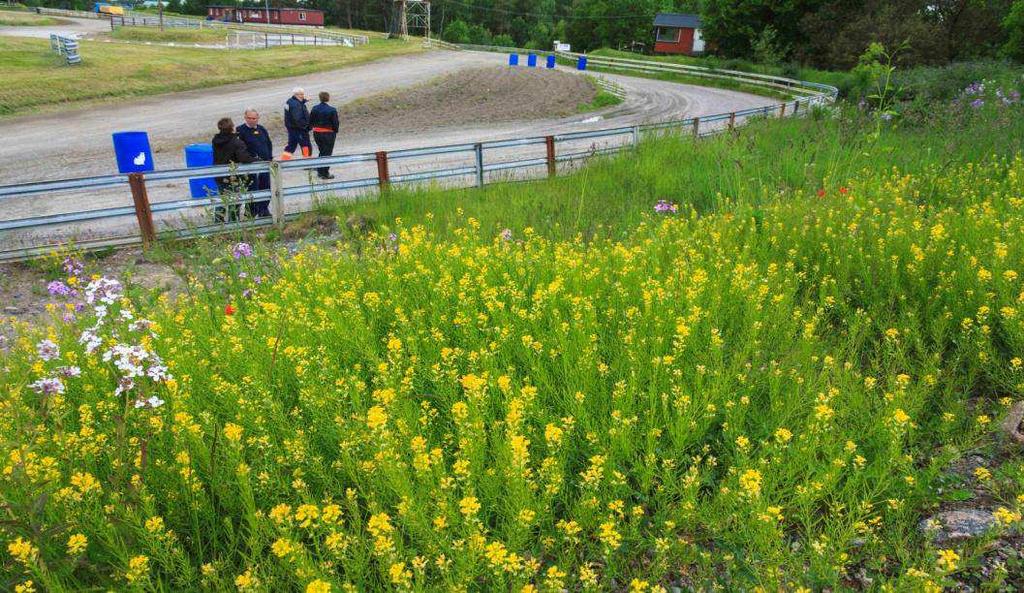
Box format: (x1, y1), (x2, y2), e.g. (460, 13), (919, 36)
(656, 27), (680, 43)
(298, 12), (306, 20)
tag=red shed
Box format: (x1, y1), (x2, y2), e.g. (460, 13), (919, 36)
(653, 13), (705, 55)
(207, 5), (324, 26)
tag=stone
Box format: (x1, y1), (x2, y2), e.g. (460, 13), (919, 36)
(919, 509), (996, 544)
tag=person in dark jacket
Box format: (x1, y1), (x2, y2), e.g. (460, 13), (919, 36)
(236, 107), (272, 218)
(309, 91), (340, 180)
(282, 87), (311, 160)
(212, 117), (255, 222)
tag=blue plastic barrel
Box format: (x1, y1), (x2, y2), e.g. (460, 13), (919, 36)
(508, 53), (519, 66)
(112, 131), (155, 174)
(577, 56), (588, 71)
(184, 143), (218, 199)
(546, 55), (556, 69)
(527, 54), (537, 67)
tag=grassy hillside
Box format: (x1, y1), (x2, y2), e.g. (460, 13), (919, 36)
(0, 36), (422, 117)
(1, 77), (1023, 591)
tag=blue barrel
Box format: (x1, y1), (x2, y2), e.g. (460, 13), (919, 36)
(508, 53), (519, 66)
(112, 131), (155, 174)
(546, 55), (556, 69)
(577, 56), (588, 71)
(184, 143), (218, 199)
(527, 54), (537, 67)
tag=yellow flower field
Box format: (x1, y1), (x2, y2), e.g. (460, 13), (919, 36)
(2, 112), (1024, 590)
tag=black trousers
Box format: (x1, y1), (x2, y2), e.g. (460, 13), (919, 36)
(313, 131), (337, 178)
(245, 172), (271, 218)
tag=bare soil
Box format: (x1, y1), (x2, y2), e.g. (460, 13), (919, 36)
(335, 66), (597, 135)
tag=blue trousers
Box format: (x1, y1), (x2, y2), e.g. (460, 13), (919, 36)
(285, 128), (311, 156)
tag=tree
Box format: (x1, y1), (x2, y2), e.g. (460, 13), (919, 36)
(1004, 0), (1024, 60)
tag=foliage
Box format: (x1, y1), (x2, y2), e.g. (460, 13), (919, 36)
(2, 80), (1024, 592)
(1004, 0), (1024, 61)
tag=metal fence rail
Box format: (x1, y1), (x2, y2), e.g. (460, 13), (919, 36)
(0, 52), (838, 262)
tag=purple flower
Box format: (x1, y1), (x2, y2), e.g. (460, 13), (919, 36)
(47, 280), (73, 296)
(232, 242), (253, 259)
(63, 256), (84, 278)
(970, 98), (985, 109)
(58, 366), (82, 378)
(654, 200), (679, 214)
(29, 377), (64, 396)
(85, 277), (123, 305)
(36, 339), (60, 362)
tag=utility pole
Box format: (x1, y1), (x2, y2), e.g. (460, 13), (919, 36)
(158, 0), (163, 31)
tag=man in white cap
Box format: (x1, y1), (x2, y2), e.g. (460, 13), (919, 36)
(281, 87), (311, 160)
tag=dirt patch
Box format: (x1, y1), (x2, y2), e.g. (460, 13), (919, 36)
(336, 66), (597, 135)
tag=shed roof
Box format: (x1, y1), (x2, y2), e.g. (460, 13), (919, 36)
(654, 13), (701, 29)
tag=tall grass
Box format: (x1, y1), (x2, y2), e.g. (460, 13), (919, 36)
(1, 83), (1023, 592)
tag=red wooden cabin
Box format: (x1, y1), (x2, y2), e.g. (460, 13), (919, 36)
(653, 13), (705, 55)
(207, 5), (324, 26)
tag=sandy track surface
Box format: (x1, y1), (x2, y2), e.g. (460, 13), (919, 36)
(338, 67), (597, 133)
(0, 50), (778, 247)
(0, 15), (110, 39)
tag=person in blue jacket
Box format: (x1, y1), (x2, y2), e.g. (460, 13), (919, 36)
(282, 87), (311, 160)
(309, 91), (340, 180)
(236, 107), (272, 218)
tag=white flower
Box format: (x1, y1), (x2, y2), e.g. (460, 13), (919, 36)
(36, 339), (60, 362)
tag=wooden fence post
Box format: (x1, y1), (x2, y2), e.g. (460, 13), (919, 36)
(793, 100), (800, 114)
(631, 125), (640, 147)
(728, 112), (736, 131)
(692, 117), (700, 137)
(545, 136), (557, 178)
(376, 151), (390, 193)
(128, 173), (156, 248)
(269, 161), (284, 229)
(779, 103), (787, 118)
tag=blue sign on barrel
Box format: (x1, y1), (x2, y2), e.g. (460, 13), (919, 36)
(508, 53), (519, 66)
(546, 55), (556, 69)
(577, 56), (588, 71)
(112, 131), (154, 174)
(527, 54), (537, 67)
(184, 143), (218, 199)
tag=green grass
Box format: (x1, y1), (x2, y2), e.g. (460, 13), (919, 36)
(0, 11), (66, 26)
(109, 26), (236, 44)
(576, 75), (624, 113)
(0, 36), (423, 117)
(2, 75), (1024, 592)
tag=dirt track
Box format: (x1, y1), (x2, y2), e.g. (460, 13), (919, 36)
(0, 50), (773, 185)
(0, 15), (109, 39)
(0, 50), (778, 247)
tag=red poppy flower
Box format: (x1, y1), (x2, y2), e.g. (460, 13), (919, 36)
(839, 187), (849, 194)
(817, 188), (826, 198)
(225, 304), (236, 316)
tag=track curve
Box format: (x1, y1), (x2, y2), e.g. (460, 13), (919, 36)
(0, 49), (778, 246)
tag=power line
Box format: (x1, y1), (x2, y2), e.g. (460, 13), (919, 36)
(439, 0), (658, 21)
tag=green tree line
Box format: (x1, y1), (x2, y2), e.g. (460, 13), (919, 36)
(29, 0), (1024, 68)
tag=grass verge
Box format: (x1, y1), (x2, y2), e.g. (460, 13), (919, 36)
(577, 75), (624, 113)
(0, 11), (66, 26)
(0, 36), (423, 117)
(108, 26), (237, 44)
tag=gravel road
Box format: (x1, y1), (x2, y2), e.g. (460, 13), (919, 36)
(0, 49), (778, 248)
(0, 15), (110, 39)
